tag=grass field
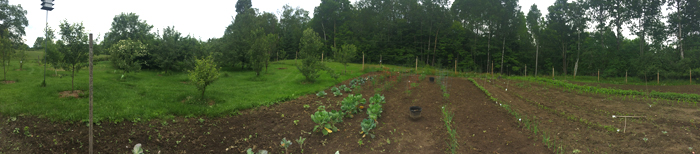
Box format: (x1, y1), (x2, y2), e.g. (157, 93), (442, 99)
(0, 50), (412, 122)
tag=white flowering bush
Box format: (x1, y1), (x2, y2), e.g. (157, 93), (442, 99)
(108, 39), (148, 75)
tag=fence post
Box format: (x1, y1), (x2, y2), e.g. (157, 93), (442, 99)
(415, 57), (417, 72)
(321, 53), (324, 63)
(597, 69), (600, 82)
(657, 71), (659, 84)
(362, 53), (365, 70)
(88, 33), (94, 154)
(691, 69), (693, 84)
(525, 65), (527, 77)
(454, 59), (457, 74)
(625, 71), (628, 83)
(552, 67), (554, 79)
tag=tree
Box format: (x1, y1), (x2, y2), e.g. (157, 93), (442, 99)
(0, 0), (28, 45)
(546, 0), (575, 76)
(103, 13), (154, 53)
(33, 37), (44, 49)
(297, 28), (337, 82)
(280, 5), (310, 61)
(152, 26), (184, 74)
(108, 39), (147, 75)
(235, 0), (252, 14)
(527, 4), (543, 76)
(0, 29), (11, 81)
(332, 44), (356, 74)
(188, 55), (220, 98)
(15, 44), (26, 70)
(58, 20), (89, 92)
(249, 28), (275, 77)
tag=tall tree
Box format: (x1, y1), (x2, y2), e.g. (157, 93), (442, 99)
(569, 0), (589, 78)
(0, 0), (28, 45)
(527, 4), (543, 76)
(280, 5), (310, 61)
(546, 0), (575, 76)
(33, 37), (44, 49)
(103, 13), (154, 52)
(235, 0), (252, 14)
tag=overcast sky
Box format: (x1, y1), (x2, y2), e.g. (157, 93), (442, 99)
(17, 0), (558, 46)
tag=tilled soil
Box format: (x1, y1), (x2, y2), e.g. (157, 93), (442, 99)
(477, 77), (700, 153)
(1, 72), (550, 154)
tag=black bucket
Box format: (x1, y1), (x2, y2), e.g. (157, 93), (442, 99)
(429, 77), (435, 82)
(410, 106), (422, 119)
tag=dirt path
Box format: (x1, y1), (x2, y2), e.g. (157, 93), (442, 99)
(448, 78), (551, 153)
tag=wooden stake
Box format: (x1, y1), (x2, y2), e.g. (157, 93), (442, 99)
(491, 62), (494, 78)
(597, 69), (600, 82)
(552, 67), (554, 79)
(362, 53), (365, 70)
(657, 71), (659, 84)
(625, 71), (628, 83)
(454, 59), (457, 74)
(415, 57), (417, 72)
(88, 33), (94, 154)
(525, 65), (527, 76)
(321, 53), (324, 63)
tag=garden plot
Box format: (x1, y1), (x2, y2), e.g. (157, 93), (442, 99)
(475, 77), (700, 153)
(1, 70), (449, 153)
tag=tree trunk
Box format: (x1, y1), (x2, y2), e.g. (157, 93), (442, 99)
(535, 42), (538, 77)
(72, 65), (76, 92)
(432, 29), (439, 67)
(574, 32), (580, 78)
(202, 87), (206, 98)
(677, 0), (684, 59)
(487, 33), (491, 73)
(501, 37), (505, 74)
(562, 43), (567, 77)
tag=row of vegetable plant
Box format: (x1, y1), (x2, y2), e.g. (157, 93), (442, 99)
(468, 78), (566, 154)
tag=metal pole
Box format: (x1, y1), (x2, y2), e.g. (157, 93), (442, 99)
(89, 33), (94, 154)
(42, 10), (47, 87)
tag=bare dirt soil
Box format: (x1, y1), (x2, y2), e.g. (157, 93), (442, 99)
(58, 90), (84, 98)
(476, 77), (700, 153)
(1, 72), (549, 154)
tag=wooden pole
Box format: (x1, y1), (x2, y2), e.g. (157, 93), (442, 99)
(552, 67), (555, 79)
(88, 33), (94, 154)
(525, 65), (527, 77)
(362, 53), (365, 70)
(597, 69), (600, 82)
(491, 62), (494, 78)
(415, 57), (417, 72)
(657, 71), (659, 84)
(454, 59), (457, 74)
(380, 55), (382, 67)
(321, 53), (324, 63)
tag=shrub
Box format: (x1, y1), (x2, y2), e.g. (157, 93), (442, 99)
(108, 39), (148, 75)
(188, 55), (220, 98)
(296, 29), (339, 82)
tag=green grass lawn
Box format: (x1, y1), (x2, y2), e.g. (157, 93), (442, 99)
(0, 50), (410, 122)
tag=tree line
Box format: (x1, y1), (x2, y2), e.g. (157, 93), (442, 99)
(28, 0), (700, 82)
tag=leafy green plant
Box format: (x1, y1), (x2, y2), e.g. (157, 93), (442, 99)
(441, 105), (458, 154)
(23, 126), (31, 137)
(280, 137), (292, 154)
(366, 103), (383, 121)
(333, 91), (343, 97)
(310, 106), (344, 136)
(132, 143), (143, 154)
(316, 91), (327, 97)
(293, 120), (299, 125)
(360, 118), (377, 138)
(340, 94), (366, 116)
(369, 94), (386, 104)
(303, 104), (310, 109)
(296, 137), (306, 153)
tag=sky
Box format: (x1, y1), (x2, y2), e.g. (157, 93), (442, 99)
(16, 0), (557, 47)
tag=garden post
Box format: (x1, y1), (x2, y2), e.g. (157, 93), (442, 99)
(626, 71), (628, 83)
(88, 33), (94, 154)
(525, 65), (527, 76)
(454, 59), (457, 74)
(362, 53), (365, 70)
(321, 53), (324, 63)
(552, 67), (554, 79)
(597, 69), (600, 82)
(657, 71), (659, 84)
